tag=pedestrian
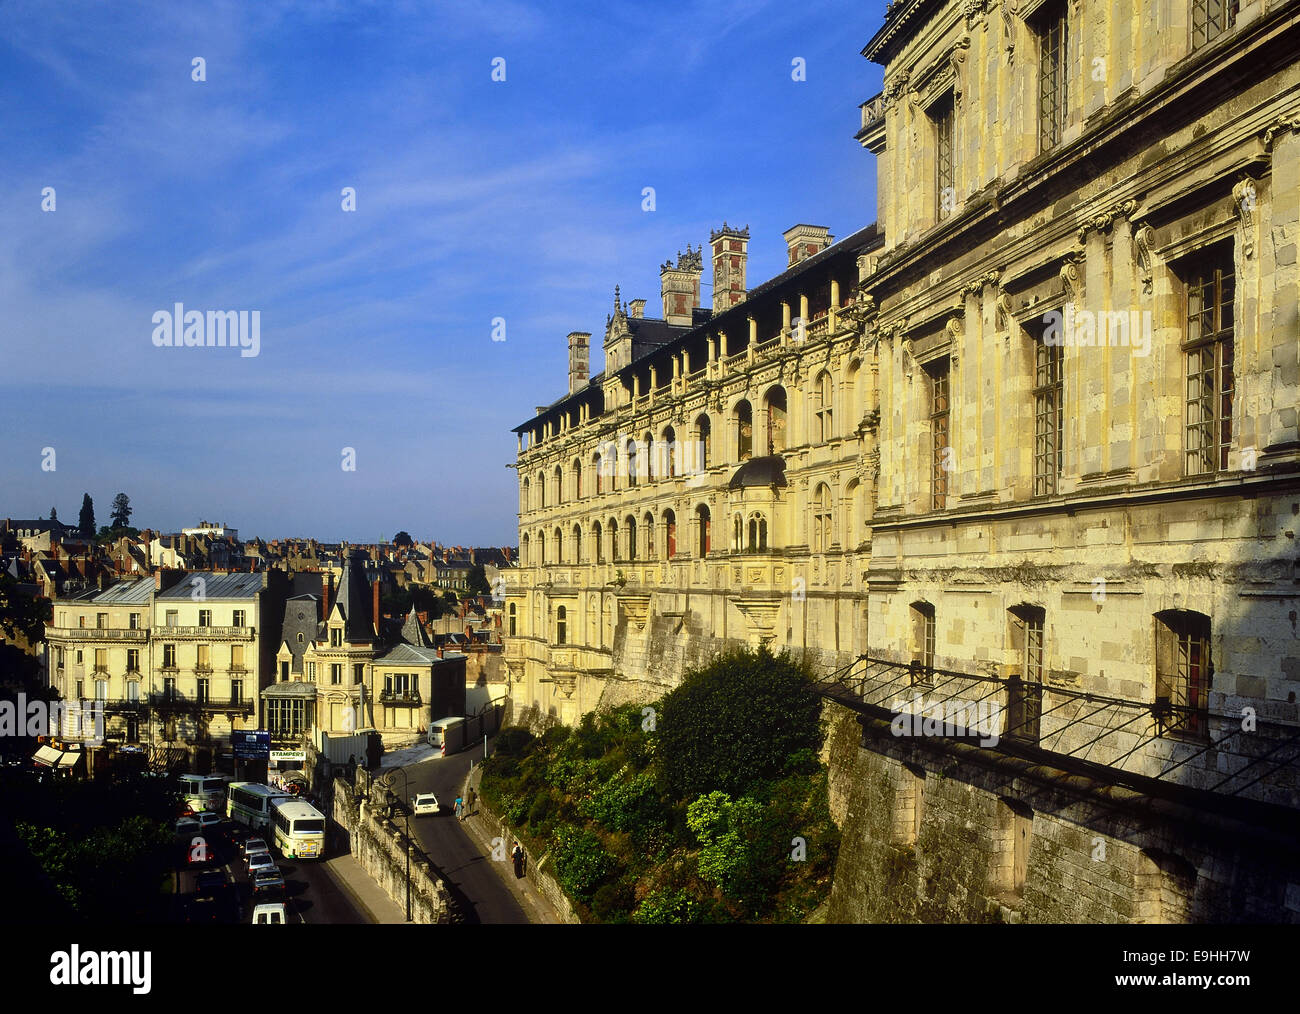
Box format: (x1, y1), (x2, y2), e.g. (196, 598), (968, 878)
(512, 843), (525, 879)
(466, 787), (476, 815)
(454, 795), (464, 820)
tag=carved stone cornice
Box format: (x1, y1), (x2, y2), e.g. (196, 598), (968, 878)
(962, 270), (1000, 298)
(1075, 199), (1138, 245)
(1262, 114), (1300, 152)
(964, 0), (992, 29)
(1233, 177), (1257, 260)
(881, 70), (910, 110)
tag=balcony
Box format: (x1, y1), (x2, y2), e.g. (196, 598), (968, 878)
(45, 627), (148, 643)
(148, 693), (254, 715)
(379, 690), (423, 707)
(156, 626), (254, 640)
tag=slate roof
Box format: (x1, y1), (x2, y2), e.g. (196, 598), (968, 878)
(156, 572), (264, 599)
(90, 577), (155, 604)
(333, 552), (374, 641)
(728, 455), (789, 489)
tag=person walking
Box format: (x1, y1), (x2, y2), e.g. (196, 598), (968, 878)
(512, 843), (525, 879)
(454, 795), (464, 820)
(466, 787), (477, 815)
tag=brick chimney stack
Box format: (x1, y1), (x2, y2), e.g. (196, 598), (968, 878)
(567, 331), (592, 394)
(321, 572), (333, 620)
(710, 223), (749, 312)
(660, 246), (702, 326)
(783, 224), (833, 266)
(372, 579), (381, 632)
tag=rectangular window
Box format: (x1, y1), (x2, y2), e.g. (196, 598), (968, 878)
(76, 650), (83, 664)
(198, 609), (212, 627)
(354, 663), (364, 685)
(931, 92), (955, 220)
(129, 612), (140, 629)
(232, 609), (246, 628)
(163, 677), (176, 700)
(910, 603), (936, 686)
(126, 681), (140, 703)
(96, 613), (107, 629)
(331, 664), (342, 685)
(1033, 337), (1064, 495)
(127, 649), (139, 673)
(1037, 2), (1068, 151)
(1007, 606), (1045, 743)
(1155, 612), (1212, 740)
(1192, 0), (1238, 50)
(196, 643), (211, 671)
(230, 643), (245, 670)
(79, 615), (86, 628)
(197, 678), (209, 704)
(1184, 253), (1234, 476)
(307, 661), (317, 679)
(231, 679), (242, 705)
(330, 628), (342, 647)
(926, 358), (951, 510)
(76, 679), (84, 699)
(56, 646), (64, 668)
(94, 648), (107, 673)
(94, 679), (107, 701)
(165, 610), (178, 627)
(163, 644), (176, 668)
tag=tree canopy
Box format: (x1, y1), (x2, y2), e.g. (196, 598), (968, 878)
(466, 563), (491, 597)
(657, 646), (824, 799)
(78, 494), (95, 537)
(109, 493), (132, 529)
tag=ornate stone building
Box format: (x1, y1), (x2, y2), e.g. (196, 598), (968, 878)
(509, 0), (1300, 921)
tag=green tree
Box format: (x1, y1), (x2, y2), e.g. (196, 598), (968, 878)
(109, 492), (132, 529)
(49, 506), (58, 523)
(658, 646), (823, 799)
(392, 531), (413, 547)
(78, 493), (95, 537)
(466, 563), (491, 597)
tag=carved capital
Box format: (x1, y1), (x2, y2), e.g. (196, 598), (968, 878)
(1262, 114), (1300, 152)
(1232, 177), (1257, 260)
(1133, 223), (1158, 296)
(996, 291), (1016, 331)
(951, 36), (972, 104)
(1059, 257), (1082, 300)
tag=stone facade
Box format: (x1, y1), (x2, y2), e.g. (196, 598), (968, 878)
(506, 0), (1300, 921)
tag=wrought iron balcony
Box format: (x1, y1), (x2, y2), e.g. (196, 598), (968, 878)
(156, 626), (254, 639)
(379, 690), (422, 706)
(46, 627), (148, 643)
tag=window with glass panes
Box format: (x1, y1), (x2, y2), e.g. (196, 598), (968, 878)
(932, 92), (955, 220)
(926, 358), (951, 510)
(1033, 336), (1064, 495)
(1155, 610), (1212, 739)
(1184, 253), (1234, 475)
(1192, 0), (1237, 50)
(1037, 2), (1068, 151)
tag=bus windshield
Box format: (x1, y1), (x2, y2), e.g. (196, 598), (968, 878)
(293, 819), (326, 833)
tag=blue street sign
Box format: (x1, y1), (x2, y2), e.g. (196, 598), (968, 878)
(232, 730), (270, 760)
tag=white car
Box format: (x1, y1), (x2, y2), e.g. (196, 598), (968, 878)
(247, 852), (276, 877)
(195, 811), (222, 830)
(251, 902), (288, 925)
(412, 792), (440, 816)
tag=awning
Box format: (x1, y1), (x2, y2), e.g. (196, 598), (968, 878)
(56, 751), (81, 769)
(33, 745), (63, 767)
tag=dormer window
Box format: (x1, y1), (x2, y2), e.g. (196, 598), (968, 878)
(330, 627), (342, 647)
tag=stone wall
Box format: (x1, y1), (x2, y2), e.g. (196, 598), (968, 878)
(473, 795), (581, 925)
(332, 770), (453, 924)
(823, 702), (1300, 924)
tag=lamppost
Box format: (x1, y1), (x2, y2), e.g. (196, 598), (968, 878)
(384, 766), (412, 922)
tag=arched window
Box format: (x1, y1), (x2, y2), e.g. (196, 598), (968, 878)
(521, 533), (530, 567)
(297, 632), (304, 644)
(814, 483), (832, 553)
(735, 400), (753, 461)
(609, 518), (620, 562)
(846, 359), (861, 427)
(662, 426), (677, 478)
(626, 439), (639, 487)
(572, 458), (583, 499)
(642, 511), (655, 559)
(536, 471), (546, 509)
(593, 521), (604, 564)
(538, 529), (546, 566)
(695, 414), (711, 472)
(572, 523), (582, 564)
(521, 477), (530, 513)
(554, 465), (564, 505)
(553, 526), (564, 565)
(556, 606), (567, 645)
(747, 512), (768, 552)
(592, 451), (603, 495)
(587, 599), (596, 648)
(815, 371), (834, 442)
(643, 431), (655, 480)
(1154, 610), (1212, 740)
(626, 514), (638, 560)
(664, 509), (677, 559)
(733, 513), (743, 551)
(696, 504), (711, 557)
(508, 603), (517, 636)
(765, 386), (787, 454)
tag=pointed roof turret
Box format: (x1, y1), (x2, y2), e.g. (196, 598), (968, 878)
(401, 605), (432, 648)
(334, 549), (374, 642)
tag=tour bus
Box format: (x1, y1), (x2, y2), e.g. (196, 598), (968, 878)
(270, 797), (326, 860)
(227, 782), (293, 831)
(179, 773), (230, 814)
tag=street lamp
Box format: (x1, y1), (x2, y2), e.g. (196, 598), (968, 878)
(383, 765), (412, 922)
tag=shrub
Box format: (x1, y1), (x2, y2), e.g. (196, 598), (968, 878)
(551, 825), (616, 901)
(658, 646), (823, 799)
(496, 727), (535, 757)
(591, 879), (635, 923)
(526, 791), (553, 826)
(632, 887), (701, 924)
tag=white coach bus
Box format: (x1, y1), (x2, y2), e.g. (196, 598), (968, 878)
(227, 782), (292, 831)
(270, 797), (327, 860)
(179, 773), (230, 814)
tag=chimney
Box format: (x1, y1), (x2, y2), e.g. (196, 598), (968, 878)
(783, 224), (834, 267)
(629, 299), (646, 318)
(436, 644), (444, 659)
(567, 331), (592, 394)
(373, 579), (381, 631)
(660, 246), (702, 326)
(710, 223), (750, 313)
(321, 572), (333, 620)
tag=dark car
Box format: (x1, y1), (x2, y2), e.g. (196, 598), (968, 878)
(251, 868), (285, 900)
(194, 871), (228, 895)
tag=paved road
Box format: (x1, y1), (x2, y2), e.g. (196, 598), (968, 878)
(384, 738), (530, 925)
(174, 822), (369, 925)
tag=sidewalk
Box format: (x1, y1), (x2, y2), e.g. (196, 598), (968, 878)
(318, 829), (411, 925)
(458, 765), (565, 925)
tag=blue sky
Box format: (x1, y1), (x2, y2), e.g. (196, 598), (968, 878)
(0, 0), (884, 545)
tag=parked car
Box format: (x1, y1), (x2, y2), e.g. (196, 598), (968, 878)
(251, 902), (287, 925)
(247, 852), (276, 877)
(252, 868), (285, 899)
(412, 792), (440, 816)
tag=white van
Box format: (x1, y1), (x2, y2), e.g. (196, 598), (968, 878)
(252, 902), (288, 925)
(427, 717), (466, 756)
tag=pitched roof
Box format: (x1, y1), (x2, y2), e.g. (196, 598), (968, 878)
(156, 572), (264, 599)
(333, 552), (374, 641)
